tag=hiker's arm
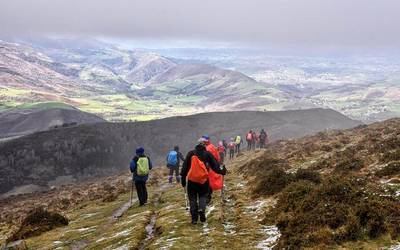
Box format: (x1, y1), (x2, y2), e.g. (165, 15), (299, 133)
(180, 152), (193, 187)
(130, 159), (136, 173)
(207, 152), (226, 175)
(178, 152), (185, 161)
(148, 157), (153, 170)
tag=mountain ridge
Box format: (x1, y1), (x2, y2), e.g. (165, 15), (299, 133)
(0, 108), (360, 196)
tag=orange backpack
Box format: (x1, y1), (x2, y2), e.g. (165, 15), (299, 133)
(206, 144), (221, 163)
(187, 155), (209, 184)
(206, 144), (224, 190)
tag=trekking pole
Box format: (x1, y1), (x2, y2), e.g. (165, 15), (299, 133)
(184, 187), (189, 210)
(130, 179), (134, 205)
(221, 175), (225, 203)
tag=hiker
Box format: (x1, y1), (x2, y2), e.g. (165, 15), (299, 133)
(252, 130), (257, 150)
(222, 139), (228, 157)
(218, 141), (226, 164)
(246, 130), (253, 151)
(228, 138), (236, 159)
(259, 129), (268, 148)
(166, 146), (185, 184)
(201, 135), (222, 204)
(130, 147), (153, 206)
(181, 138), (227, 224)
(235, 135), (242, 154)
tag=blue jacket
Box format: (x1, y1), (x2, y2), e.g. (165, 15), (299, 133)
(130, 154), (153, 182)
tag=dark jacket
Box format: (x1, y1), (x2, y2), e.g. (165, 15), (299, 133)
(130, 154), (153, 182)
(166, 150), (185, 168)
(180, 144), (226, 188)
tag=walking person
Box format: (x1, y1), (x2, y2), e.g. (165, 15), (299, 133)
(180, 138), (227, 224)
(259, 129), (268, 148)
(228, 138), (236, 159)
(130, 147), (152, 206)
(251, 130), (257, 150)
(235, 135), (242, 154)
(218, 141), (226, 164)
(222, 139), (228, 157)
(201, 135), (222, 205)
(166, 146), (185, 184)
(246, 130), (253, 151)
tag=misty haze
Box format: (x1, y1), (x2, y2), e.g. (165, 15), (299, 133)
(0, 0), (399, 249)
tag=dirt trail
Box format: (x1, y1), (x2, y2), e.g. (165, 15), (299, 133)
(22, 150), (280, 249)
(142, 151), (280, 249)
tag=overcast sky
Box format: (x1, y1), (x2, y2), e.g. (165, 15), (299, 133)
(1, 0), (399, 51)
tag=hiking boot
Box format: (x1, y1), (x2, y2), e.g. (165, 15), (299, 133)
(199, 211), (206, 223)
(191, 214), (198, 224)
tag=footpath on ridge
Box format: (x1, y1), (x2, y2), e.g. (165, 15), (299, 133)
(22, 150), (280, 249)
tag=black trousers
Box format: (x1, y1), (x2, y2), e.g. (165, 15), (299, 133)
(247, 141), (252, 150)
(187, 181), (208, 221)
(235, 144), (241, 154)
(219, 152), (225, 164)
(229, 149), (235, 159)
(135, 181), (148, 205)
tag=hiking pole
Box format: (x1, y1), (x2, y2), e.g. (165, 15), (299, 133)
(130, 179), (134, 205)
(184, 187), (189, 210)
(221, 175), (225, 203)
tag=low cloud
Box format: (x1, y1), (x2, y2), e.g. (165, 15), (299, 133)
(1, 0), (399, 50)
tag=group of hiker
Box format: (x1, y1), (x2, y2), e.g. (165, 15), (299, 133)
(129, 129), (268, 224)
(245, 128), (268, 150)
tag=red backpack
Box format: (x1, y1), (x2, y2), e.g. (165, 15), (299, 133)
(246, 133), (253, 141)
(206, 144), (221, 163)
(206, 144), (223, 190)
(187, 155), (209, 184)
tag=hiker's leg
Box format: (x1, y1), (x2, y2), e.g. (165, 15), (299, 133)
(187, 185), (199, 222)
(135, 181), (144, 205)
(143, 182), (148, 203)
(206, 186), (213, 205)
(198, 194), (207, 213)
(175, 166), (180, 183)
(168, 167), (174, 183)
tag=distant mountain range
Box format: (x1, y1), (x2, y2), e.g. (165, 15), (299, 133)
(0, 37), (399, 122)
(0, 108), (361, 196)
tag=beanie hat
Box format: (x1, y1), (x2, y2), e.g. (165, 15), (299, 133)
(136, 147), (145, 155)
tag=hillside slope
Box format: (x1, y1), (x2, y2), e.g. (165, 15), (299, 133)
(0, 104), (105, 139)
(1, 118), (399, 249)
(0, 109), (360, 195)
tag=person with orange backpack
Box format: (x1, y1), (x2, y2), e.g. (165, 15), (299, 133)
(180, 138), (227, 224)
(201, 135), (223, 205)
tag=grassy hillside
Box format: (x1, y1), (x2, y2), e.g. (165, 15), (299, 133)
(1, 118), (399, 249)
(239, 118), (400, 248)
(0, 109), (360, 195)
